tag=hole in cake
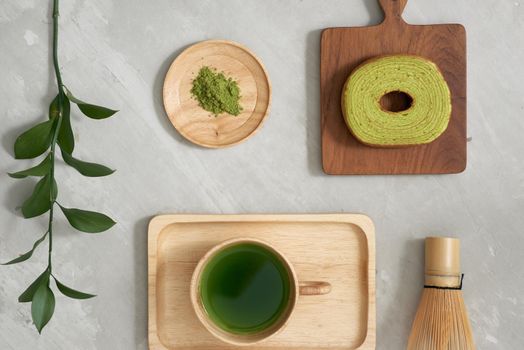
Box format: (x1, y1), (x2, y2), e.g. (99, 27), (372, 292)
(380, 91), (413, 113)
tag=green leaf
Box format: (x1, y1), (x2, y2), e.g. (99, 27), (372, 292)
(31, 280), (55, 334)
(2, 232), (48, 265)
(59, 204), (116, 233)
(21, 174), (58, 218)
(78, 104), (118, 119)
(14, 120), (56, 159)
(66, 90), (118, 120)
(61, 150), (114, 177)
(50, 94), (74, 154)
(54, 278), (96, 300)
(8, 154), (52, 179)
(19, 269), (50, 303)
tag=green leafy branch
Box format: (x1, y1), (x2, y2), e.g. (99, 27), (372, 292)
(3, 0), (118, 333)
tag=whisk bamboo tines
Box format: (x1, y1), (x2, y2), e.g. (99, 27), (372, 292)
(407, 237), (475, 350)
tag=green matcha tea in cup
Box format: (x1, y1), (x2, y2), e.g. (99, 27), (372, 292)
(190, 238), (332, 346)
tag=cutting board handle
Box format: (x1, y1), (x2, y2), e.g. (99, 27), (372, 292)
(379, 0), (408, 23)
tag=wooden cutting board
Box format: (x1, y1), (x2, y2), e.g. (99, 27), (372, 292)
(321, 0), (467, 175)
(148, 214), (376, 350)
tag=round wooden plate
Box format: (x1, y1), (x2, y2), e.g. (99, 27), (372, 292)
(163, 40), (272, 148)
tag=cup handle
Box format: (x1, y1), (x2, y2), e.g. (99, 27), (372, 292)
(299, 281), (332, 296)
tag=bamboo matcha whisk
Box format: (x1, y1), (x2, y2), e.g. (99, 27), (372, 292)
(407, 237), (475, 350)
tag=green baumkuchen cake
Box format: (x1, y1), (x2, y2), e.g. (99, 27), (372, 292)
(342, 55), (452, 148)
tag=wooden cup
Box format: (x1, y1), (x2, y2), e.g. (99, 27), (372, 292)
(190, 238), (332, 346)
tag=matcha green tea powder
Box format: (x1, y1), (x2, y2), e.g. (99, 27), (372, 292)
(191, 66), (243, 117)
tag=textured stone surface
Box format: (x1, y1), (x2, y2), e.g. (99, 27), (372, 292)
(0, 0), (523, 349)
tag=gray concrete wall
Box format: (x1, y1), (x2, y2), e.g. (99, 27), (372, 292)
(1, 0), (522, 349)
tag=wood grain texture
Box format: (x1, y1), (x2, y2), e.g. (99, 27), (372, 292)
(148, 214), (376, 350)
(321, 0), (467, 175)
(163, 40), (271, 148)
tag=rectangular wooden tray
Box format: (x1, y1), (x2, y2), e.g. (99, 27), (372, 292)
(148, 214), (376, 350)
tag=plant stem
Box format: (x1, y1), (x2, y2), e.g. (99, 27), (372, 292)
(48, 0), (64, 272)
(52, 0), (64, 94)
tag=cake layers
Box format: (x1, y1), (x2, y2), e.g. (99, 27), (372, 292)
(342, 55), (452, 148)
